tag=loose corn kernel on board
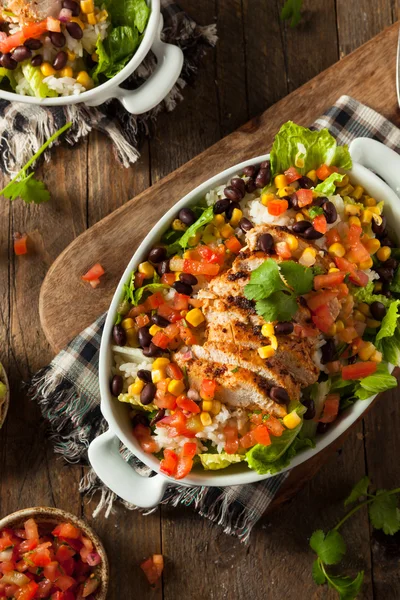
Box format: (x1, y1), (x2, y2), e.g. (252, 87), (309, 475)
(40, 22), (400, 505)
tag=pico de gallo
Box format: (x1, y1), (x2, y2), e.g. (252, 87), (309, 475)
(0, 517), (102, 599)
(110, 122), (400, 480)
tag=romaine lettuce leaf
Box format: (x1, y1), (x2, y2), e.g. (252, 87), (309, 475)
(105, 26), (139, 75)
(105, 0), (150, 33)
(270, 122), (352, 177)
(21, 63), (57, 98)
(199, 453), (244, 470)
(315, 172), (346, 196)
(0, 66), (17, 90)
(133, 283), (168, 306)
(378, 326), (400, 366)
(92, 36), (110, 84)
(176, 206), (215, 250)
(376, 300), (400, 342)
(246, 429), (315, 475)
(354, 364), (397, 400)
(352, 281), (390, 308)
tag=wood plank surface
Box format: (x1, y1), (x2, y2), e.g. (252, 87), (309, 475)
(1, 1), (400, 599)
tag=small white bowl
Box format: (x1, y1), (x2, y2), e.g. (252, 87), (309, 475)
(0, 0), (184, 114)
(89, 138), (400, 508)
(0, 507), (109, 600)
(0, 362), (9, 430)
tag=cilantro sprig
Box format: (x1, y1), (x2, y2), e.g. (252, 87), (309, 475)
(280, 0), (303, 27)
(310, 477), (400, 598)
(0, 122), (72, 204)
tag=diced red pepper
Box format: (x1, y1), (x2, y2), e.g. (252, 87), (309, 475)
(316, 164), (338, 181)
(296, 189), (313, 207)
(284, 166), (302, 183)
(225, 236), (243, 254)
(313, 214), (327, 234)
(268, 199), (289, 215)
(13, 233), (28, 256)
(81, 263), (105, 282)
(342, 361), (377, 380)
(314, 272), (346, 290)
(319, 393), (340, 423)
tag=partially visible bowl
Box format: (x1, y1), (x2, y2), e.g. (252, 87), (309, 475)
(0, 362), (9, 430)
(0, 507), (109, 600)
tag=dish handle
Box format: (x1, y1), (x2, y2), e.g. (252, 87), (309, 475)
(86, 14), (183, 115)
(349, 138), (400, 197)
(88, 429), (169, 508)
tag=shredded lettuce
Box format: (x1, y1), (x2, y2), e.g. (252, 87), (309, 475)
(118, 393), (156, 411)
(174, 206), (215, 251)
(315, 172), (346, 196)
(133, 283), (168, 306)
(352, 281), (390, 308)
(270, 122), (352, 177)
(21, 63), (57, 98)
(199, 453), (244, 470)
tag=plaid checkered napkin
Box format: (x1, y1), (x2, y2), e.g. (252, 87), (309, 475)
(29, 95), (400, 543)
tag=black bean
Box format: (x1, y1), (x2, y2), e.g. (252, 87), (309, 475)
(231, 177), (246, 195)
(142, 343), (162, 357)
(372, 215), (386, 236)
(224, 185), (243, 202)
(53, 50), (67, 70)
(132, 413), (148, 427)
(239, 217), (253, 232)
(0, 53), (17, 70)
(274, 322), (294, 335)
(226, 201), (241, 221)
(63, 0), (80, 15)
(141, 383), (156, 405)
(148, 246), (166, 264)
(213, 198), (230, 214)
(173, 281), (192, 296)
(260, 160), (270, 170)
(66, 21), (83, 40)
(255, 166), (270, 188)
(151, 314), (169, 327)
(24, 38), (43, 50)
(258, 233), (274, 253)
(321, 339), (336, 364)
(323, 201), (338, 224)
(312, 196), (328, 207)
(292, 220), (312, 234)
(269, 386), (289, 405)
(138, 327), (152, 348)
(178, 207), (196, 226)
(375, 267), (394, 283)
(110, 375), (123, 397)
(179, 272), (198, 286)
(384, 258), (398, 271)
(137, 369), (152, 383)
(317, 422), (329, 434)
(303, 226), (324, 240)
(289, 192), (301, 211)
(347, 355), (357, 365)
(31, 54), (43, 67)
(11, 45), (31, 62)
(50, 31), (66, 48)
(150, 409), (165, 427)
(302, 398), (316, 420)
(246, 178), (257, 194)
(379, 237), (395, 248)
(243, 165), (257, 177)
(112, 324), (126, 346)
(381, 282), (392, 298)
(297, 176), (314, 189)
(157, 260), (170, 276)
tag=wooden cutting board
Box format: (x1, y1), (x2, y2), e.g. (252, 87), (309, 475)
(40, 22), (400, 503)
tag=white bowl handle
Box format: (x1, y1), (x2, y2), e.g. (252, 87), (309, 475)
(349, 138), (400, 198)
(88, 429), (169, 509)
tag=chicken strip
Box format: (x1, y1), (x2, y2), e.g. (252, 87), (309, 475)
(2, 0), (61, 22)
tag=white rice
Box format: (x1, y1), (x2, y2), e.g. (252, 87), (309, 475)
(43, 75), (86, 95)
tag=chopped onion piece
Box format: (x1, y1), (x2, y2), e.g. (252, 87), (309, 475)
(59, 8), (72, 21)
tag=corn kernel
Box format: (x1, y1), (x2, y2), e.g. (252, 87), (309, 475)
(261, 323), (275, 337)
(358, 302), (371, 317)
(41, 62), (56, 77)
(261, 193), (275, 206)
(351, 185), (364, 200)
(200, 412), (212, 427)
(335, 174), (349, 188)
(299, 247), (316, 267)
(278, 186), (295, 198)
(211, 400), (222, 415)
(327, 323), (337, 336)
(202, 400), (213, 412)
(149, 324), (162, 336)
(152, 369), (166, 384)
(364, 238), (381, 255)
(152, 358), (170, 370)
(336, 320), (344, 333)
(366, 318), (381, 329)
(269, 335), (278, 350)
(172, 218), (187, 232)
(295, 212), (305, 222)
(369, 206), (382, 215)
(97, 9), (108, 22)
(213, 214), (225, 228)
(76, 71), (94, 89)
(306, 170), (317, 184)
(353, 310), (366, 322)
(126, 329), (138, 346)
(121, 318), (135, 330)
(168, 379), (185, 396)
(60, 66), (73, 78)
(274, 174), (288, 189)
(374, 282), (383, 293)
(86, 11), (96, 24)
(128, 379), (145, 396)
(340, 184), (355, 197)
(371, 350), (383, 363)
(230, 208), (243, 228)
(138, 261), (155, 279)
(377, 246), (391, 262)
(283, 411), (301, 430)
(258, 346), (275, 359)
(358, 341), (376, 361)
(188, 232), (201, 247)
(91, 52), (99, 63)
(220, 223), (235, 239)
(286, 234), (299, 252)
(186, 308), (205, 327)
(328, 243), (346, 258)
(361, 209), (373, 225)
(344, 204), (361, 216)
(364, 197), (377, 207)
(329, 267), (340, 273)
(80, 0), (94, 13)
(348, 216), (361, 227)
(180, 310), (188, 318)
(66, 49), (76, 61)
(359, 257), (373, 270)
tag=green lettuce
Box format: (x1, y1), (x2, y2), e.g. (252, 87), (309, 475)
(21, 63), (57, 98)
(246, 428), (315, 475)
(118, 393), (156, 411)
(354, 364), (397, 400)
(93, 26), (140, 81)
(390, 266), (400, 294)
(199, 453), (244, 470)
(133, 283), (168, 306)
(352, 281), (390, 308)
(270, 122), (352, 177)
(378, 325), (400, 366)
(0, 382), (6, 399)
(175, 206), (215, 251)
(315, 172), (346, 196)
(0, 66), (17, 90)
(376, 301), (400, 342)
(108, 0), (150, 33)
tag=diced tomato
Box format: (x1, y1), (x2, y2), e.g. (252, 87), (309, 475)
(140, 555), (164, 587)
(240, 430), (256, 449)
(337, 326), (358, 343)
(249, 413), (263, 425)
(268, 199), (289, 215)
(296, 189), (313, 207)
(160, 449), (179, 476)
(224, 424), (239, 454)
(50, 592), (64, 600)
(135, 314), (150, 328)
(198, 245), (226, 264)
(176, 395), (200, 414)
(182, 259), (220, 277)
(27, 547), (51, 567)
(334, 257), (369, 287)
(200, 379), (216, 400)
(4, 584), (19, 598)
(158, 409), (188, 436)
(54, 575), (75, 592)
(133, 424), (158, 453)
(225, 236), (242, 254)
(337, 283), (349, 298)
(36, 579), (53, 598)
(182, 442), (197, 458)
(154, 391), (177, 410)
(316, 164), (337, 181)
(275, 241), (291, 259)
(24, 520), (38, 542)
(160, 272), (176, 286)
(152, 331), (170, 349)
(147, 292), (165, 310)
(306, 290), (338, 311)
(293, 323), (319, 338)
(312, 305), (334, 334)
(81, 263), (105, 282)
(175, 456), (194, 479)
(264, 415), (285, 437)
(252, 424), (271, 446)
(284, 166), (302, 183)
(0, 561), (15, 574)
(342, 361), (377, 380)
(43, 561), (61, 581)
(172, 293), (189, 311)
(319, 394), (340, 423)
(0, 537), (14, 551)
(89, 278), (101, 288)
(313, 214), (327, 234)
(325, 227), (341, 247)
(163, 323), (180, 340)
(354, 320), (367, 337)
(14, 581), (39, 600)
(52, 524), (80, 541)
(158, 303), (181, 323)
(13, 233), (28, 256)
(59, 557), (75, 577)
(314, 272), (346, 290)
(166, 363), (183, 380)
(134, 272), (146, 289)
(81, 576), (100, 597)
(185, 415), (204, 435)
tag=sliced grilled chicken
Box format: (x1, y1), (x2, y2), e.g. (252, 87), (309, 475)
(3, 0), (61, 21)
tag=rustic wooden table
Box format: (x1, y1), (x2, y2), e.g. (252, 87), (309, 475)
(1, 1), (400, 598)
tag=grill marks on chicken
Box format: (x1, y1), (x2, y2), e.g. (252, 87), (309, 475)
(3, 0), (61, 22)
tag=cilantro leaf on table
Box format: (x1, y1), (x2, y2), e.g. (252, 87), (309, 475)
(310, 530), (346, 565)
(280, 0), (303, 27)
(312, 559), (326, 585)
(280, 260), (314, 294)
(344, 477), (370, 507)
(327, 572), (364, 600)
(244, 259), (286, 301)
(368, 491), (400, 535)
(256, 292), (298, 322)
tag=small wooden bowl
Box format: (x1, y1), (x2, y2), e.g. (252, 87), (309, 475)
(0, 363), (9, 430)
(0, 507), (109, 599)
